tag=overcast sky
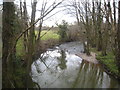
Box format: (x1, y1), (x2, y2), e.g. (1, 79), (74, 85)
(13, 0), (76, 27)
(0, 0), (119, 26)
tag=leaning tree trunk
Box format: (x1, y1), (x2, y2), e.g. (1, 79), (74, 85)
(2, 1), (16, 88)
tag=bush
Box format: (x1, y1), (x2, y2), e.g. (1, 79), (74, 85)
(58, 20), (68, 42)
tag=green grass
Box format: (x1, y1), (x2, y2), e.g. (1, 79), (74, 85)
(35, 30), (59, 40)
(16, 30), (59, 56)
(90, 48), (119, 75)
(95, 50), (119, 75)
(16, 37), (25, 57)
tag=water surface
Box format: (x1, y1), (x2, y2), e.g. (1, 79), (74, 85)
(31, 42), (120, 88)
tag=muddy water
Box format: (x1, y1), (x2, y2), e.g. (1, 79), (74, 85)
(31, 42), (120, 88)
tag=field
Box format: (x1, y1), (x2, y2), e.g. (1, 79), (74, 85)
(35, 30), (59, 40)
(16, 30), (59, 56)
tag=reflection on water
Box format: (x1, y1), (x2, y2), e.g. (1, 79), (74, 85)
(57, 50), (67, 70)
(31, 42), (120, 88)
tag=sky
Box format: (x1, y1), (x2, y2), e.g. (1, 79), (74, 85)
(14, 0), (77, 27)
(0, 0), (119, 26)
(0, 0), (77, 27)
(14, 0), (120, 27)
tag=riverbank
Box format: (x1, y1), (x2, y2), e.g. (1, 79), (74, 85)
(76, 48), (120, 81)
(34, 39), (60, 59)
(15, 40), (120, 87)
(96, 52), (120, 80)
(76, 52), (98, 64)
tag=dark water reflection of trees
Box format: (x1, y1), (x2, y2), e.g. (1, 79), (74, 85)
(57, 50), (67, 70)
(72, 60), (120, 88)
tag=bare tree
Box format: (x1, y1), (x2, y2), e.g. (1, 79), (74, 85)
(85, 1), (90, 55)
(23, 0), (29, 54)
(36, 1), (47, 42)
(113, 0), (117, 55)
(97, 0), (102, 51)
(26, 0), (37, 87)
(20, 0), (22, 18)
(91, 0), (96, 47)
(101, 1), (111, 56)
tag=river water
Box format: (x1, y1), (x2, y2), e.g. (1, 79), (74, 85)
(31, 42), (120, 88)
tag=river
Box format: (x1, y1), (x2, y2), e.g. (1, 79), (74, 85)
(31, 42), (120, 88)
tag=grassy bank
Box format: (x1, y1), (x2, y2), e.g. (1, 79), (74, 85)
(96, 52), (119, 75)
(35, 30), (59, 40)
(91, 48), (119, 79)
(16, 30), (59, 57)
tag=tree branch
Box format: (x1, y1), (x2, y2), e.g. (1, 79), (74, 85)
(6, 0), (64, 62)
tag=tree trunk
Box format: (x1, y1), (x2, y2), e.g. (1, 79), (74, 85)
(102, 2), (110, 56)
(107, 2), (114, 51)
(26, 0), (37, 87)
(23, 0), (28, 56)
(20, 0), (22, 18)
(113, 0), (117, 55)
(85, 2), (90, 56)
(92, 0), (96, 47)
(116, 1), (120, 73)
(97, 1), (102, 51)
(2, 2), (16, 88)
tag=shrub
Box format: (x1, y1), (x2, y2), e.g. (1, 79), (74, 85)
(58, 20), (68, 42)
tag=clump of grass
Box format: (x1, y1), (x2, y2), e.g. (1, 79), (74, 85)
(90, 48), (119, 76)
(96, 52), (119, 75)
